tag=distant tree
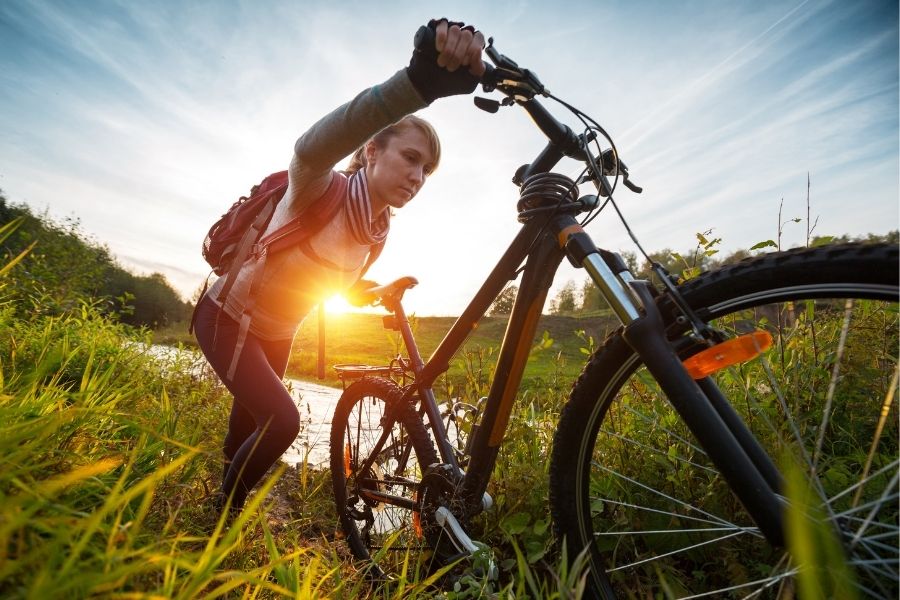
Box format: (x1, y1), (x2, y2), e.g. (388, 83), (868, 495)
(620, 250), (639, 273)
(550, 280), (579, 315)
(107, 271), (192, 328)
(875, 230), (899, 244)
(637, 231), (720, 283)
(489, 284), (518, 316)
(636, 248), (677, 282)
(580, 278), (602, 312)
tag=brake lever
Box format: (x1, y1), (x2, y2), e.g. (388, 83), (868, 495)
(482, 38), (547, 97)
(485, 38), (517, 70)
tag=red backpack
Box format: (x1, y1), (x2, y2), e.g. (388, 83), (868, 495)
(190, 171), (384, 372)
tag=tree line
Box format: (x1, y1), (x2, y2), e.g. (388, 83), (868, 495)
(0, 193), (192, 328)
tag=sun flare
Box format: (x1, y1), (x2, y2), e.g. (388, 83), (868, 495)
(324, 294), (354, 315)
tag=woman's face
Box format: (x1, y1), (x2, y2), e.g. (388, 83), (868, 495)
(366, 126), (435, 216)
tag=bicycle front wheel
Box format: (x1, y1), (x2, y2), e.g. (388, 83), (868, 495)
(551, 243), (899, 599)
(330, 376), (438, 578)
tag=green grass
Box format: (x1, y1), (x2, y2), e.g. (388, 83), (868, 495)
(12, 214), (894, 597)
(1, 289), (590, 597)
(290, 311), (620, 390)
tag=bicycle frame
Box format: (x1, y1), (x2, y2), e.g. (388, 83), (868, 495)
(366, 201), (788, 548)
(350, 40), (789, 545)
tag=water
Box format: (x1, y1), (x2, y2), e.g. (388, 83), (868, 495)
(282, 378), (342, 467)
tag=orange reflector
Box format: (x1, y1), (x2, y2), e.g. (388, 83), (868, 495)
(413, 491), (423, 539)
(344, 443), (352, 478)
(413, 511), (423, 539)
(683, 330), (773, 379)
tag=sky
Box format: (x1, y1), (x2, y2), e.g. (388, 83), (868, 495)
(1, 0), (897, 317)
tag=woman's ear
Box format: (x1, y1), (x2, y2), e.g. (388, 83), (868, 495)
(364, 141), (378, 166)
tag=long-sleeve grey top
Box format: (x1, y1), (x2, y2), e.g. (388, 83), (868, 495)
(207, 68), (427, 340)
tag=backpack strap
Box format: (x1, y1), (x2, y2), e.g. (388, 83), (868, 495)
(259, 174), (349, 256)
(215, 195), (280, 304)
(226, 248), (269, 380)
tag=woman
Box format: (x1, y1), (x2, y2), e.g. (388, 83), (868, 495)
(193, 19), (486, 514)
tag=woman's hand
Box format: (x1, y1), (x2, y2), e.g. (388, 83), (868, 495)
(434, 19), (486, 77)
(407, 18), (485, 104)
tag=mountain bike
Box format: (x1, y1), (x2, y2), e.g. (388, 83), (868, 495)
(329, 30), (899, 599)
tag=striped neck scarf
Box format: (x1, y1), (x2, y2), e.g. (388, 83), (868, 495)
(346, 168), (390, 246)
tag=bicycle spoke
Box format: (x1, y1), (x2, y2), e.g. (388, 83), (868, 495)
(850, 470), (900, 548)
(850, 557), (900, 582)
(833, 492), (900, 522)
(620, 403), (707, 457)
(591, 462), (746, 530)
(854, 535), (900, 558)
(595, 526), (750, 536)
(590, 497), (748, 528)
(680, 569), (799, 599)
(606, 530), (747, 573)
(827, 459), (900, 507)
(599, 427), (718, 473)
(837, 514), (899, 533)
(757, 353), (836, 519)
(856, 530), (900, 543)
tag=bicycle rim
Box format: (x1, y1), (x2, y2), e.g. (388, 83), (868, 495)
(330, 377), (437, 578)
(555, 245), (899, 598)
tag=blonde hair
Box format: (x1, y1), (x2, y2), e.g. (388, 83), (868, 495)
(345, 115), (441, 174)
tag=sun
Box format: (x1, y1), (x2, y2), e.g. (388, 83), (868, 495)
(324, 294), (354, 315)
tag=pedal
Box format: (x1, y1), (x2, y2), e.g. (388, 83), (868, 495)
(435, 507), (498, 580)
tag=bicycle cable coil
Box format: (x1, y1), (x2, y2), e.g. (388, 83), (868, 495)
(516, 172), (579, 222)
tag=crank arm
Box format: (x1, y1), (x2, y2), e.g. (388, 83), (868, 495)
(435, 507), (499, 580)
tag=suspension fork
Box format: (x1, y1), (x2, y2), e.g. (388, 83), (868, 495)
(559, 216), (786, 546)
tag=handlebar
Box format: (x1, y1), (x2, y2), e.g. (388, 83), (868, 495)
(413, 24), (642, 195)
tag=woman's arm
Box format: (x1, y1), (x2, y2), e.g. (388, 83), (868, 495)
(285, 19), (485, 212)
(285, 70), (427, 210)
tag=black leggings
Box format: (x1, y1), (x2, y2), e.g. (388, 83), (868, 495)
(193, 295), (300, 509)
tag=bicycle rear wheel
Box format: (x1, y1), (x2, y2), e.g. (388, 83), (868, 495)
(551, 243), (899, 599)
(330, 377), (438, 578)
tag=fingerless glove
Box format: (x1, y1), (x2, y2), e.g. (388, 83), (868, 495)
(406, 19), (481, 104)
